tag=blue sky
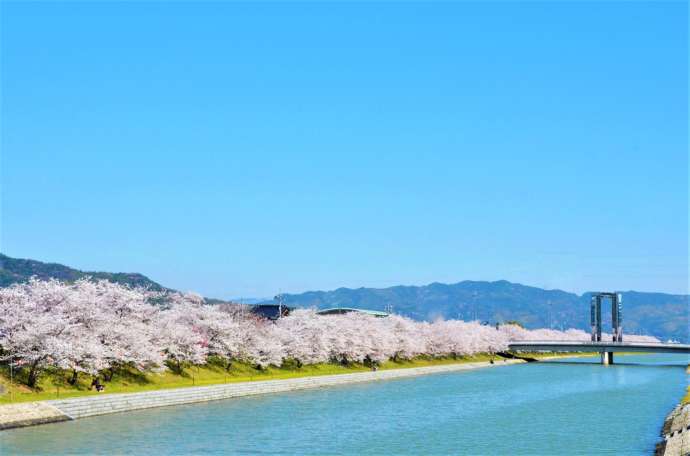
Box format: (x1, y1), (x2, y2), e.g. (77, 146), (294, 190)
(1, 2), (687, 298)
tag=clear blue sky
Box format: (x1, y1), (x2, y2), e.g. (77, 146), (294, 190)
(1, 2), (687, 298)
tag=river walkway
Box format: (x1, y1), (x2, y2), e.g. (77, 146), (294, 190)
(0, 359), (522, 430)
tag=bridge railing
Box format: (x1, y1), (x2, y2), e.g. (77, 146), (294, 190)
(506, 341), (690, 351)
(507, 340), (681, 345)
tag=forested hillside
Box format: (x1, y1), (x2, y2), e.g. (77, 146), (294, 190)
(0, 254), (167, 291)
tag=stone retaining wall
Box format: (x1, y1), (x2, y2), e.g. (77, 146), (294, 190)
(1, 359), (521, 429)
(657, 403), (690, 456)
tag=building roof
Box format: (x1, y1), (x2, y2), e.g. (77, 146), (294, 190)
(249, 304), (292, 320)
(316, 307), (390, 317)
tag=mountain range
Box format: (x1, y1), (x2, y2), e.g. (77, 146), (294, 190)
(265, 281), (689, 343)
(1, 254), (687, 342)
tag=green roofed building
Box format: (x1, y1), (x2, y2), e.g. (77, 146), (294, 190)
(316, 307), (390, 318)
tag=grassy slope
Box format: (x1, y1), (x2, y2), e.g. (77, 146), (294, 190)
(0, 353), (595, 405)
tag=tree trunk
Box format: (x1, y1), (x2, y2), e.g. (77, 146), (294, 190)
(225, 360), (232, 372)
(27, 361), (41, 388)
(69, 369), (78, 385)
(103, 367), (115, 382)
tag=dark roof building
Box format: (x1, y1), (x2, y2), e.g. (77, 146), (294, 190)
(249, 304), (292, 321)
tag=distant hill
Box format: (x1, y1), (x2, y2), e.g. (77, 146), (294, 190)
(266, 280), (689, 342)
(0, 253), (168, 291)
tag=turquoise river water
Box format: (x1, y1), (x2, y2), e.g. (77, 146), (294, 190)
(1, 354), (688, 455)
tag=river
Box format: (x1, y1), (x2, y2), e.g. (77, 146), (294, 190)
(2, 354), (687, 455)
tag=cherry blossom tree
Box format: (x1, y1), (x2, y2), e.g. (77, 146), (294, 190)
(385, 315), (428, 361)
(276, 309), (331, 366)
(0, 278), (165, 385)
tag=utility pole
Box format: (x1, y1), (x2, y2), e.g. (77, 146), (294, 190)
(472, 291), (478, 321)
(548, 299), (553, 329)
(276, 293), (283, 319)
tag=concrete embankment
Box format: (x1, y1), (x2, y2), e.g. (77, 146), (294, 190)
(0, 359), (523, 430)
(0, 402), (70, 430)
(656, 403), (690, 456)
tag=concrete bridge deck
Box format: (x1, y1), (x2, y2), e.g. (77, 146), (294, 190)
(508, 341), (690, 356)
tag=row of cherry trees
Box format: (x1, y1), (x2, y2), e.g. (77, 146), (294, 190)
(0, 279), (658, 387)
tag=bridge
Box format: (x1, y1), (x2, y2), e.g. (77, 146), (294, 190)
(504, 291), (690, 364)
(507, 341), (690, 364)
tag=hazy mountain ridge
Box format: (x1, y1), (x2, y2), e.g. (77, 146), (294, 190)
(269, 281), (689, 342)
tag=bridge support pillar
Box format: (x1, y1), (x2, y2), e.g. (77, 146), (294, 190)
(601, 352), (613, 365)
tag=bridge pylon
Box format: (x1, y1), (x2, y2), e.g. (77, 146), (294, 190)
(590, 292), (623, 364)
